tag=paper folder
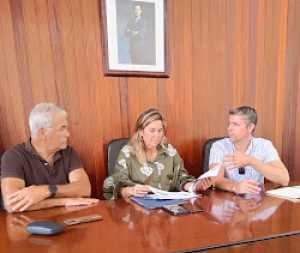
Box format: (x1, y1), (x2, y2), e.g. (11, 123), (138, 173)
(131, 197), (185, 210)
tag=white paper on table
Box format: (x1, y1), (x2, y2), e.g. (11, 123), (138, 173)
(148, 187), (197, 200)
(266, 187), (300, 199)
(198, 164), (221, 179)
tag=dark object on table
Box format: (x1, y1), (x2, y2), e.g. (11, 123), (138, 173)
(27, 221), (64, 235)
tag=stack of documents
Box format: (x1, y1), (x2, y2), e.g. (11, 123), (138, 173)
(131, 187), (198, 210)
(131, 197), (186, 210)
(148, 187), (197, 200)
(266, 186), (300, 202)
(130, 166), (221, 209)
(198, 164), (221, 179)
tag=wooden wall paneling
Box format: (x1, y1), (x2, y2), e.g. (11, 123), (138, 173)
(0, 0), (28, 146)
(255, 0), (281, 142)
(206, 0), (231, 128)
(68, 0), (123, 195)
(52, 0), (87, 155)
(284, 0), (300, 179)
(119, 78), (130, 137)
(191, 0), (232, 174)
(191, 0), (218, 174)
(92, 77), (122, 196)
(0, 0), (12, 144)
(68, 0), (105, 196)
(231, 0), (256, 107)
(165, 0), (195, 174)
(127, 77), (158, 135)
(254, 0), (266, 136)
(292, 0), (300, 180)
(232, 0), (249, 107)
(63, 0), (97, 133)
(0, 136), (2, 153)
(98, 79), (123, 147)
(33, 0), (58, 102)
(1, 0), (300, 197)
(86, 0), (123, 196)
(47, 0), (69, 105)
(295, 63), (300, 179)
(274, 0), (289, 155)
(9, 0), (34, 123)
(96, 1), (125, 195)
(282, 0), (298, 178)
(250, 0), (287, 155)
(223, 0), (235, 110)
(53, 0), (81, 110)
(160, 1), (177, 146)
(21, 0), (58, 105)
(245, 0), (258, 107)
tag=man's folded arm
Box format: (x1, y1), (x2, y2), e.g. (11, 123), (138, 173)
(1, 168), (94, 213)
(55, 168), (91, 197)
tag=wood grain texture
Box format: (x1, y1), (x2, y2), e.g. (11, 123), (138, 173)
(283, 0), (300, 179)
(0, 0), (300, 198)
(0, 187), (297, 253)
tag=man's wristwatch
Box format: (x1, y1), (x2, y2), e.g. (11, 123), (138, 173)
(48, 185), (58, 198)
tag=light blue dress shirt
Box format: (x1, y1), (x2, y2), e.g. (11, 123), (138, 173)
(209, 137), (280, 184)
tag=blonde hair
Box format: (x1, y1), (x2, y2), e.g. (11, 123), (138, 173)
(129, 108), (166, 164)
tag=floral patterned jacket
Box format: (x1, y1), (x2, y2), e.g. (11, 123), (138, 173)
(103, 143), (195, 200)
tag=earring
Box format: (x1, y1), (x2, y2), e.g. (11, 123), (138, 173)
(137, 132), (144, 143)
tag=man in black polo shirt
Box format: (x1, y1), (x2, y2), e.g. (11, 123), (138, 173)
(1, 103), (98, 212)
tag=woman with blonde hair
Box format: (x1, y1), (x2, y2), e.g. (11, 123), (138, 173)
(103, 108), (213, 200)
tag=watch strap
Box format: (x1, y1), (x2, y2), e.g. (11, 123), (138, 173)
(48, 185), (58, 198)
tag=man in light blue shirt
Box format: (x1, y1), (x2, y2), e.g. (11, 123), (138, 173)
(209, 106), (289, 194)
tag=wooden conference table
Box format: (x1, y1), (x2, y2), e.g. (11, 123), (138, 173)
(0, 187), (300, 253)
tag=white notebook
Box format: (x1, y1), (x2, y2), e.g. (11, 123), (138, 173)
(148, 187), (197, 200)
(198, 164), (221, 179)
(266, 186), (300, 199)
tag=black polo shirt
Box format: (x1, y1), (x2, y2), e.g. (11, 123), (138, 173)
(0, 140), (83, 186)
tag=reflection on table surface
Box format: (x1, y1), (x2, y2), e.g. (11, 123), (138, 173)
(203, 234), (300, 253)
(1, 187), (299, 253)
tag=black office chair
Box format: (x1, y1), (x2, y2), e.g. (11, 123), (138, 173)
(202, 137), (224, 173)
(0, 150), (4, 209)
(107, 138), (129, 176)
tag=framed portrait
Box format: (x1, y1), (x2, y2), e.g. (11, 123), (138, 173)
(101, 0), (169, 77)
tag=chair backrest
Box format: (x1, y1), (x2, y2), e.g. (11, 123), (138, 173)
(202, 137), (224, 173)
(107, 138), (129, 176)
(0, 151), (4, 209)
